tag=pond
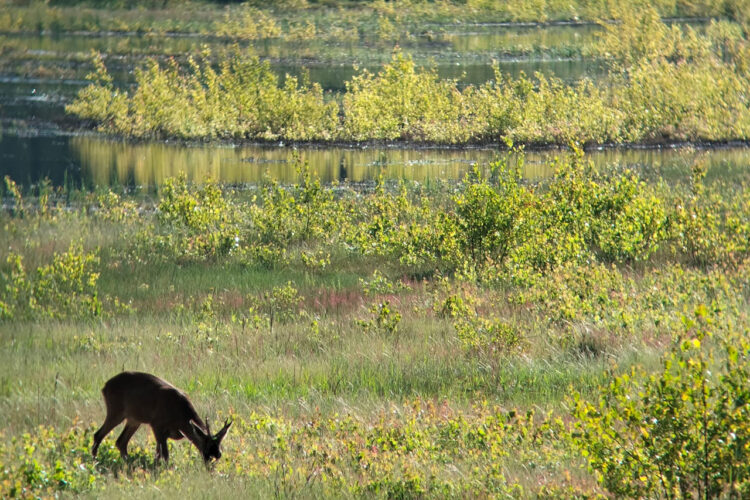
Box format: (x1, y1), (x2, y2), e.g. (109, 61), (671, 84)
(1, 19), (744, 192)
(0, 22), (602, 95)
(1, 130), (748, 190)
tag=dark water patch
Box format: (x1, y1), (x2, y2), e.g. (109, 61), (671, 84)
(1, 24), (605, 87)
(0, 133), (84, 189)
(2, 131), (750, 191)
(0, 100), (68, 122)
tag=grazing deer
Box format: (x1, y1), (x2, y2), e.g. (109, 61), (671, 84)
(91, 371), (231, 464)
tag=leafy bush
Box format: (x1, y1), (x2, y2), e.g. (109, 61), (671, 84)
(1, 243), (101, 320)
(572, 307), (750, 498)
(246, 282), (303, 335)
(215, 5), (281, 40)
(64, 52), (129, 135)
(342, 52), (473, 143)
(454, 160), (529, 267)
(68, 52), (338, 141)
(145, 174), (239, 262)
(357, 300), (402, 347)
(67, 10), (750, 147)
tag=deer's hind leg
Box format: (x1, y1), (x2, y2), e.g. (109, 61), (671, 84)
(115, 420), (140, 458)
(92, 393), (125, 457)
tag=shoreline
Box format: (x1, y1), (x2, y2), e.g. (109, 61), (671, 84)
(17, 119), (750, 154)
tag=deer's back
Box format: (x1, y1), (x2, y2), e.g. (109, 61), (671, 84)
(102, 371), (199, 426)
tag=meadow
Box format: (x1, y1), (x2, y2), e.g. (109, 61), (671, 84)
(2, 147), (750, 497)
(3, 0), (750, 498)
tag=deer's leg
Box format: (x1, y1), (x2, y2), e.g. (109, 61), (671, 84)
(115, 420), (140, 458)
(92, 413), (124, 458)
(154, 429), (170, 464)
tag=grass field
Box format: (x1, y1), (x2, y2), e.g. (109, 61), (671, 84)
(2, 148), (750, 497)
(3, 1), (750, 497)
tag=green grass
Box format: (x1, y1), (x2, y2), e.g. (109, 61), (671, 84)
(1, 152), (749, 496)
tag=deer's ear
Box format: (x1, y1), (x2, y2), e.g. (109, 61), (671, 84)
(186, 420), (207, 442)
(214, 419), (232, 442)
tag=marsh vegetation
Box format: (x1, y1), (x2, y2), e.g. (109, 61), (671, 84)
(3, 1), (750, 498)
(3, 147), (750, 496)
(65, 7), (750, 146)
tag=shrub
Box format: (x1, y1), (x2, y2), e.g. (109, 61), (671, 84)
(357, 300), (402, 347)
(342, 52), (473, 143)
(454, 160), (529, 268)
(68, 52), (338, 141)
(1, 242), (101, 320)
(144, 174), (239, 262)
(64, 52), (128, 134)
(246, 282), (303, 335)
(572, 307), (750, 498)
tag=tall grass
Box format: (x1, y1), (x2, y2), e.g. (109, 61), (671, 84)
(2, 150), (750, 495)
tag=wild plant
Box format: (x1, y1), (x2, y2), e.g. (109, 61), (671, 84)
(1, 242), (101, 320)
(572, 306), (750, 498)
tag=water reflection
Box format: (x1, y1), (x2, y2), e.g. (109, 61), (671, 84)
(70, 138), (750, 187)
(1, 133), (748, 190)
(439, 23), (600, 53)
(3, 23), (599, 60)
(1, 24), (602, 94)
(70, 136), (499, 186)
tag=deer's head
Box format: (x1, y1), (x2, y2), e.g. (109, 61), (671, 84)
(187, 417), (232, 463)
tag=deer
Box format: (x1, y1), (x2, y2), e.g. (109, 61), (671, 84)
(91, 371), (232, 464)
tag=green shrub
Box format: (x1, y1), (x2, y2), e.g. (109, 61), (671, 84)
(454, 160), (529, 267)
(454, 314), (523, 357)
(142, 174), (239, 262)
(246, 282), (303, 335)
(343, 52), (472, 143)
(215, 5), (281, 40)
(572, 307), (750, 498)
(1, 242), (101, 320)
(65, 52), (129, 135)
(68, 52), (338, 141)
(358, 300), (402, 346)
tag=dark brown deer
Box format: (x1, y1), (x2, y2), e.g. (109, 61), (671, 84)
(91, 371), (231, 464)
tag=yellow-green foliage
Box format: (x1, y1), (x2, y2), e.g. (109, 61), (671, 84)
(617, 58), (750, 141)
(573, 308), (750, 497)
(125, 149), (750, 275)
(0, 242), (101, 320)
(64, 53), (129, 134)
(215, 5), (282, 40)
(68, 6), (750, 146)
(146, 174), (239, 261)
(68, 52), (338, 141)
(0, 403), (572, 498)
(343, 52), (473, 142)
(471, 69), (620, 144)
(598, 7), (750, 142)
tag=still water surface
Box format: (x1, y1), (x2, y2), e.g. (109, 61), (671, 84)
(0, 20), (744, 191)
(2, 131), (748, 190)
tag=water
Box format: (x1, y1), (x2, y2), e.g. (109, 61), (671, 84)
(1, 21), (744, 191)
(0, 23), (601, 95)
(1, 131), (748, 190)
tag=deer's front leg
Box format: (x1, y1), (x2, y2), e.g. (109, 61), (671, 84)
(153, 428), (170, 463)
